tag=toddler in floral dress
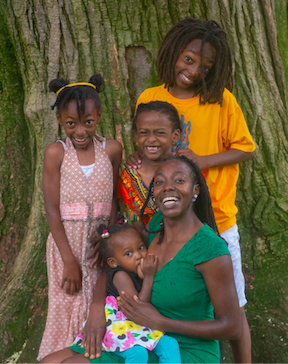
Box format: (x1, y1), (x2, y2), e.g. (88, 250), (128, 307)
(44, 220), (181, 363)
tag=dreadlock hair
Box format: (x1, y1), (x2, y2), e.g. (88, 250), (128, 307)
(90, 220), (137, 272)
(132, 101), (182, 133)
(49, 74), (104, 119)
(140, 155), (219, 244)
(157, 17), (233, 106)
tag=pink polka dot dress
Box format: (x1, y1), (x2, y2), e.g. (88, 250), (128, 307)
(38, 136), (113, 359)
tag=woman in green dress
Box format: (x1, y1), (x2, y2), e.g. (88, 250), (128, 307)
(41, 156), (241, 363)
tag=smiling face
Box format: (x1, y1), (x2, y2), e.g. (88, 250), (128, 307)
(134, 111), (180, 162)
(172, 39), (216, 97)
(57, 99), (101, 150)
(153, 159), (199, 218)
(107, 229), (148, 274)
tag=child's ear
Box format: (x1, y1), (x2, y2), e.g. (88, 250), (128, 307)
(134, 131), (139, 144)
(172, 129), (181, 143)
(107, 257), (118, 268)
(56, 112), (62, 125)
(97, 110), (102, 123)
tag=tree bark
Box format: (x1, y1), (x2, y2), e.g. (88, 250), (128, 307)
(0, 0), (287, 362)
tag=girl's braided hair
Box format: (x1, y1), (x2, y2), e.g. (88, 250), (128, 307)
(89, 219), (136, 272)
(49, 74), (104, 118)
(140, 155), (219, 244)
(157, 17), (233, 106)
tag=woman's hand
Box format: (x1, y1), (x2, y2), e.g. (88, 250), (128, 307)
(124, 151), (143, 169)
(118, 291), (164, 330)
(61, 259), (82, 295)
(81, 302), (106, 359)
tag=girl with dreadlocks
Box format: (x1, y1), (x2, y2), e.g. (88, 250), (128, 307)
(126, 17), (256, 363)
(118, 156), (241, 363)
(38, 75), (122, 359)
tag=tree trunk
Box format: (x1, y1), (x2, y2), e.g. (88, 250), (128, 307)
(0, 0), (287, 362)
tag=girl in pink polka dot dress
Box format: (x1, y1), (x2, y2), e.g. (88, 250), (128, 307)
(38, 75), (122, 359)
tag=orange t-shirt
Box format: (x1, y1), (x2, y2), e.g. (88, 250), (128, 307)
(136, 85), (256, 234)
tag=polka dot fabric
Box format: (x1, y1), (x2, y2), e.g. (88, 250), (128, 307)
(38, 136), (113, 359)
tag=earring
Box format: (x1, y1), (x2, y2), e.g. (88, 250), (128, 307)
(192, 194), (198, 202)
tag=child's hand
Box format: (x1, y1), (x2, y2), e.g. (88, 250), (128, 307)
(124, 151), (143, 170)
(61, 259), (82, 295)
(141, 254), (158, 277)
(176, 148), (205, 169)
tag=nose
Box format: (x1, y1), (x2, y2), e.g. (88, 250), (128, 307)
(188, 63), (201, 78)
(147, 133), (157, 143)
(75, 124), (86, 136)
(134, 251), (142, 260)
(163, 180), (175, 192)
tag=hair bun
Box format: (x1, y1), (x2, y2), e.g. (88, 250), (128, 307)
(49, 78), (69, 94)
(89, 74), (104, 93)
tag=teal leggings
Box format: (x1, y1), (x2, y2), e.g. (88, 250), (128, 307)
(114, 335), (181, 363)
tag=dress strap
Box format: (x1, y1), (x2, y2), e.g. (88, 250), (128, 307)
(102, 137), (106, 149)
(56, 139), (66, 150)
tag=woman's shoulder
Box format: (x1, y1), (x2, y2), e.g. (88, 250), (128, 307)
(186, 224), (230, 264)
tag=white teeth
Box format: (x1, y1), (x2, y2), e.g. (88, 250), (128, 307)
(162, 197), (178, 205)
(146, 147), (159, 151)
(182, 74), (192, 82)
(75, 138), (86, 142)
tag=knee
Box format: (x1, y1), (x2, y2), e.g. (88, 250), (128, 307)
(129, 346), (148, 361)
(158, 335), (179, 349)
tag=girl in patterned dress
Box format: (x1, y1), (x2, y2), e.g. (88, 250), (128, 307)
(38, 75), (122, 359)
(41, 220), (181, 364)
(118, 101), (181, 225)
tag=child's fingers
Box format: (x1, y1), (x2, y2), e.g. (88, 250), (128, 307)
(95, 331), (103, 358)
(70, 280), (76, 295)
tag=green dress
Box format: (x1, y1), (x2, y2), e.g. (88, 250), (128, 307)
(70, 211), (230, 363)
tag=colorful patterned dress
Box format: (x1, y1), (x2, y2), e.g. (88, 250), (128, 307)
(71, 267), (164, 352)
(38, 136), (113, 359)
(118, 168), (158, 225)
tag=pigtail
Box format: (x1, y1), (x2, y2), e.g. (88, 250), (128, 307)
(49, 78), (69, 110)
(140, 177), (165, 245)
(49, 74), (103, 116)
(89, 224), (110, 271)
(88, 74), (104, 94)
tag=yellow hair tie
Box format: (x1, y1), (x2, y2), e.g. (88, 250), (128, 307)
(56, 82), (96, 96)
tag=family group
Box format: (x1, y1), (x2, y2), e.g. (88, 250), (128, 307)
(38, 17), (256, 364)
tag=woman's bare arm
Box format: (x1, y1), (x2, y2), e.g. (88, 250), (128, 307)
(118, 254), (241, 341)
